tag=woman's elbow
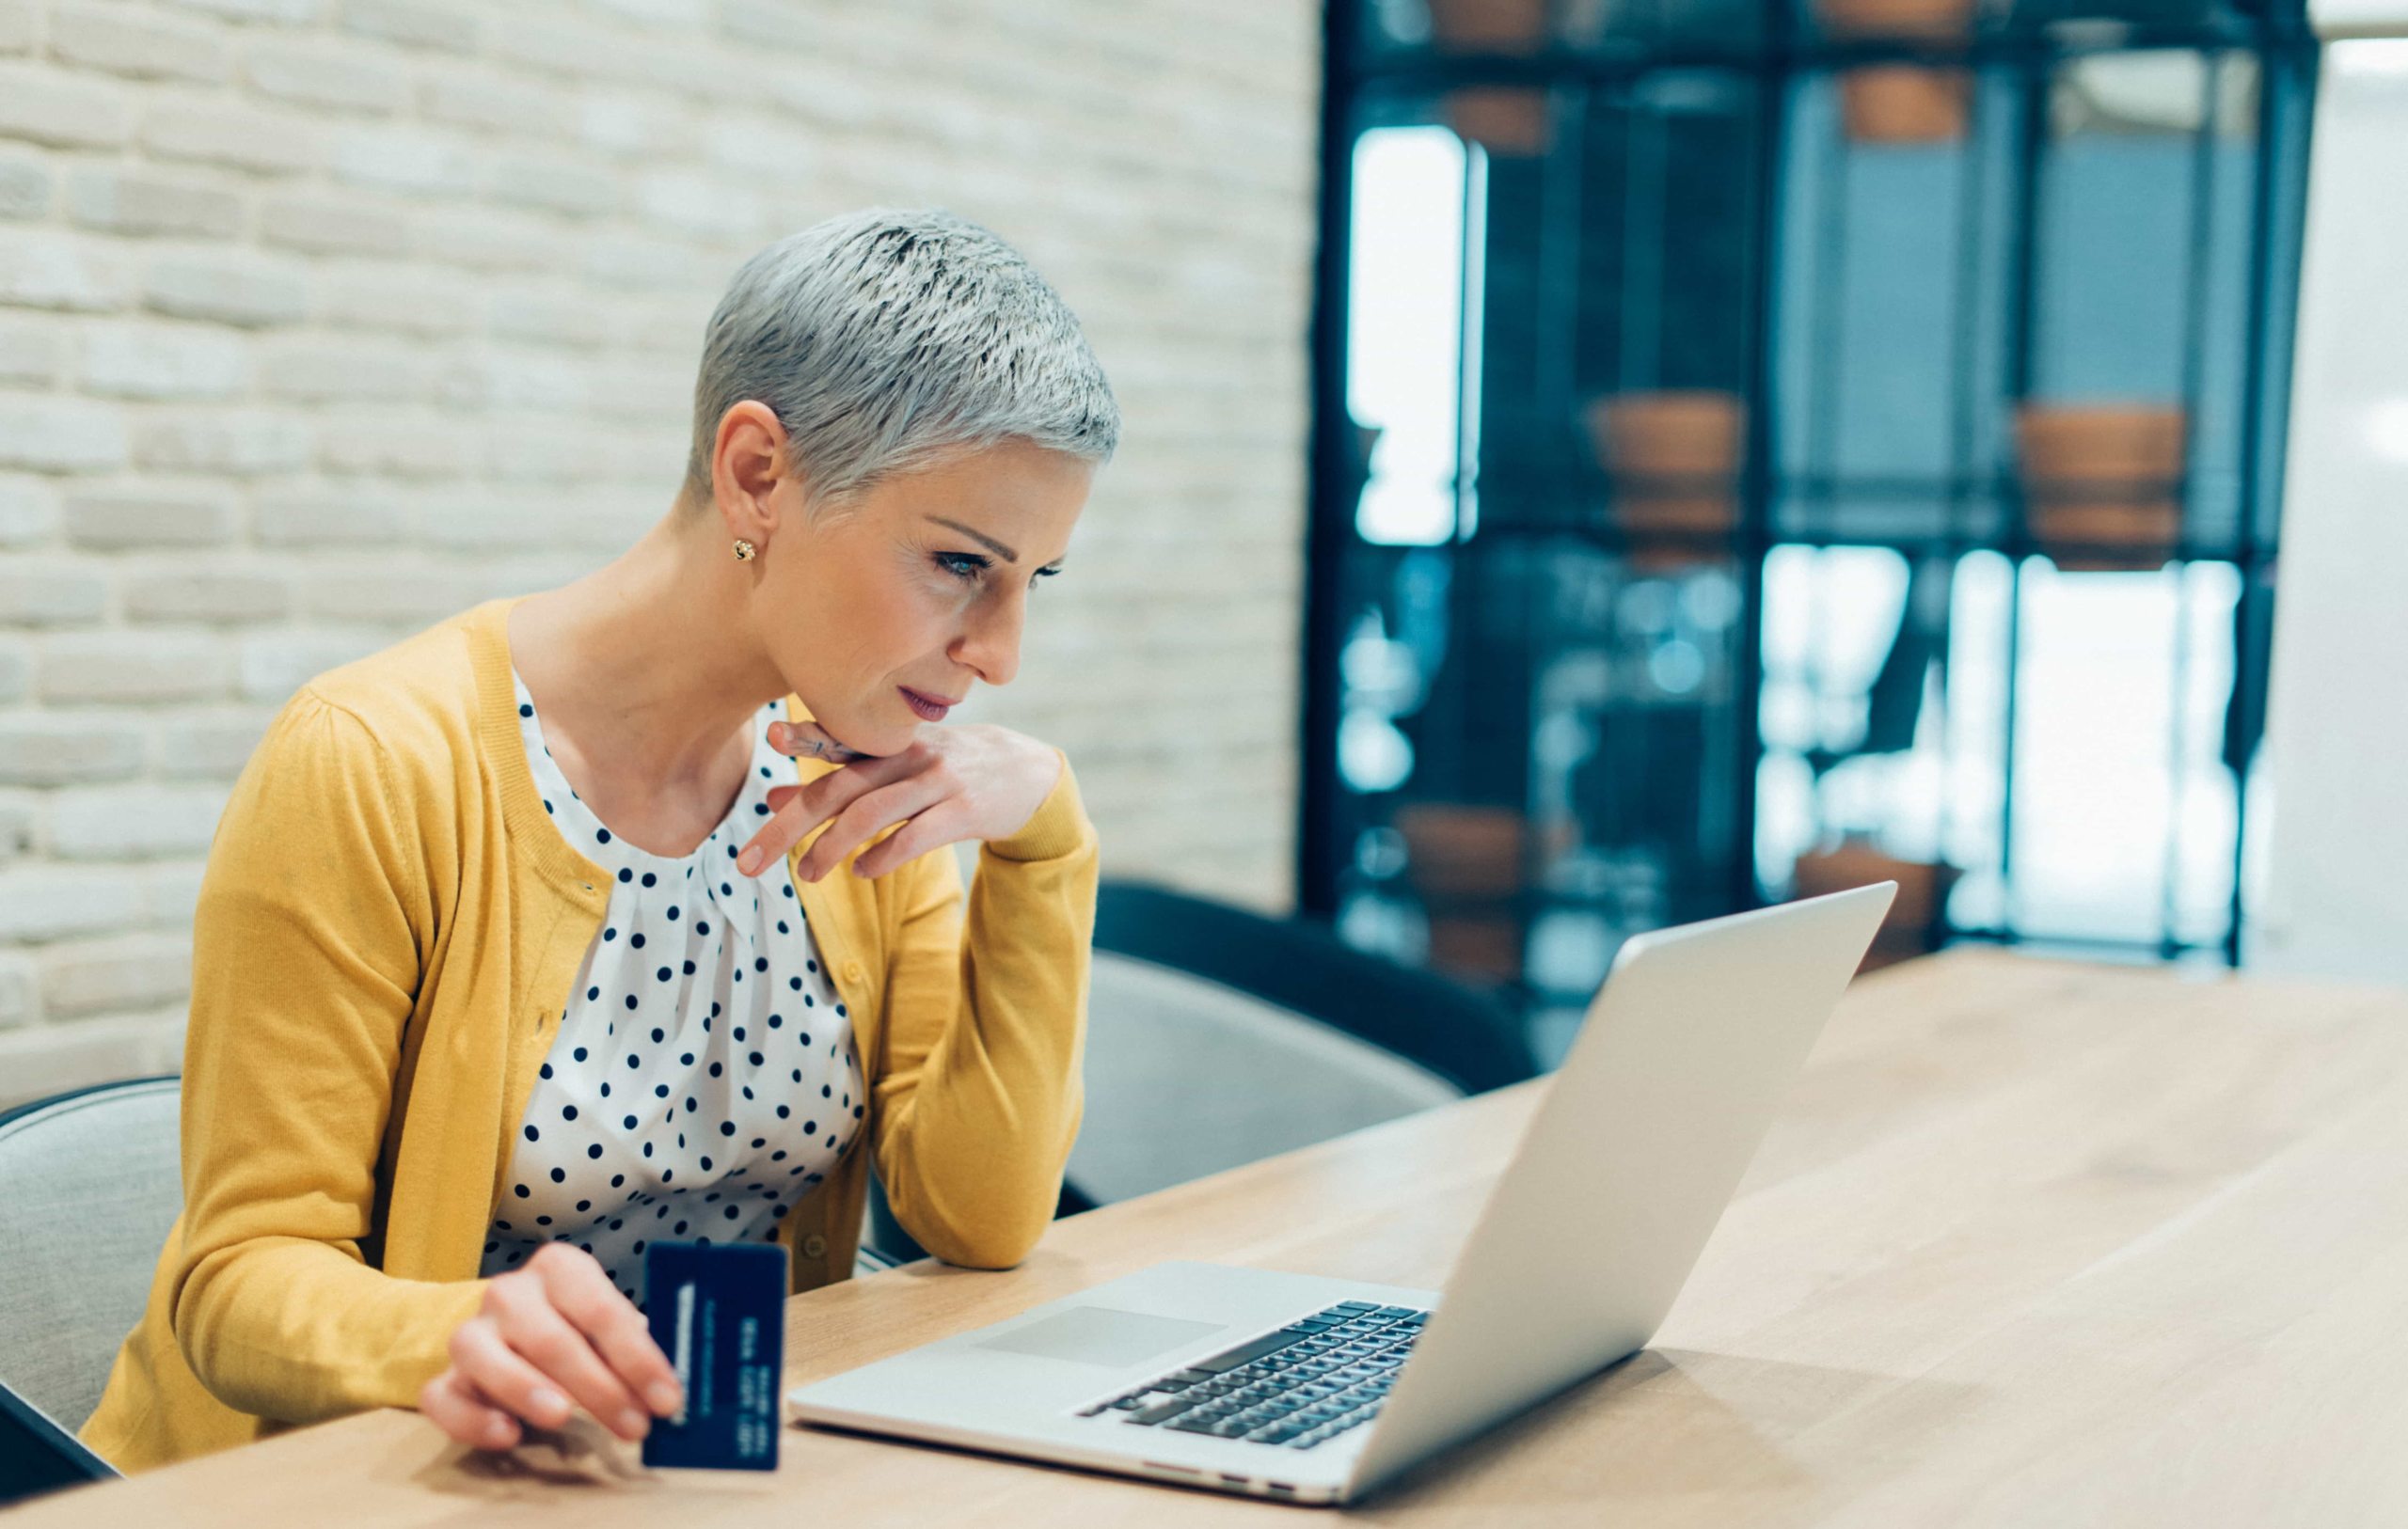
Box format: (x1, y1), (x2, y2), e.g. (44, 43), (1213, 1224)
(902, 1177), (1063, 1270)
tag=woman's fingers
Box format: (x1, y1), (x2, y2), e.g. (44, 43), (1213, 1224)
(768, 718), (873, 764)
(505, 1242), (669, 1435)
(447, 1315), (574, 1434)
(533, 1246), (683, 1418)
(420, 1367), (521, 1451)
(736, 753), (911, 875)
(793, 775), (950, 883)
(425, 1248), (679, 1453)
(851, 799), (974, 880)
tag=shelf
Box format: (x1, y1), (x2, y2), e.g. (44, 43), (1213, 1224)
(1347, 5), (2314, 93)
(1463, 515), (2268, 566)
(1306, 0), (2312, 983)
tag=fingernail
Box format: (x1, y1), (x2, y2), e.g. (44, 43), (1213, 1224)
(531, 1387), (568, 1423)
(737, 848), (760, 875)
(486, 1418), (515, 1449)
(617, 1408), (651, 1439)
(647, 1381), (683, 1415)
(768, 722), (788, 746)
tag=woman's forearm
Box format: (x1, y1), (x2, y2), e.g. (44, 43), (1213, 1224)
(174, 1238), (484, 1424)
(870, 764), (1098, 1268)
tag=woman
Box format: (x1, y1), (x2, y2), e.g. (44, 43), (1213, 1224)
(80, 209), (1117, 1471)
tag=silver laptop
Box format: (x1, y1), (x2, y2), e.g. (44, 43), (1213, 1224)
(787, 883), (1895, 1505)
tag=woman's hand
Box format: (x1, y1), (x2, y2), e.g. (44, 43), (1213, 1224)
(419, 1243), (683, 1451)
(736, 720), (1063, 881)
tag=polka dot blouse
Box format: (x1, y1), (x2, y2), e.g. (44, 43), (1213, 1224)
(481, 675), (866, 1308)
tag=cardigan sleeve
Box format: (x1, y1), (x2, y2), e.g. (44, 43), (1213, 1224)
(167, 688), (486, 1425)
(867, 754), (1097, 1269)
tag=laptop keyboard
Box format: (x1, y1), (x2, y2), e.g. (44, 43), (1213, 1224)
(1072, 1300), (1429, 1451)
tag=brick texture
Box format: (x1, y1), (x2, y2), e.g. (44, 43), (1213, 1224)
(0, 0), (1319, 1106)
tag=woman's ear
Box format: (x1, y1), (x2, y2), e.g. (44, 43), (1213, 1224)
(709, 401), (793, 546)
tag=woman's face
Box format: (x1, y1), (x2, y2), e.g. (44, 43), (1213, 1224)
(752, 438), (1094, 756)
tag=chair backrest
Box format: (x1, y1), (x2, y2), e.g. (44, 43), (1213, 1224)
(1093, 880), (1541, 1096)
(1067, 952), (1464, 1205)
(0, 1078), (182, 1430)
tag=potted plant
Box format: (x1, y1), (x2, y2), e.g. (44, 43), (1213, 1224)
(1817, 0), (1975, 37)
(1583, 389), (1746, 563)
(1395, 803), (1531, 983)
(1395, 803), (1528, 901)
(1427, 0), (1548, 53)
(1792, 835), (1961, 970)
(2014, 402), (2188, 571)
(1442, 87), (1552, 156)
(1428, 0), (1550, 150)
(1792, 628), (1961, 971)
(1815, 0), (1977, 145)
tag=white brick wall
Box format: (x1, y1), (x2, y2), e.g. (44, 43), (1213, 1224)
(0, 0), (1320, 1108)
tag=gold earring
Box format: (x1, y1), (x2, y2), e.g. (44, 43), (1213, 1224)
(732, 538), (756, 562)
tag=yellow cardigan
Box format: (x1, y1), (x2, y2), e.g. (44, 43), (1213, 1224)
(80, 598), (1096, 1472)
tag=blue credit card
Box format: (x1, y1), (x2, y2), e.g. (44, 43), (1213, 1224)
(642, 1240), (787, 1471)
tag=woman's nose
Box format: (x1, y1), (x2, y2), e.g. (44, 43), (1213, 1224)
(953, 592), (1024, 687)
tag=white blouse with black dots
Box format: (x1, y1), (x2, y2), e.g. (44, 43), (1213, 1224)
(480, 675), (866, 1308)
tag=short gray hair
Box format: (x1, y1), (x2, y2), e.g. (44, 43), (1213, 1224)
(685, 208), (1120, 505)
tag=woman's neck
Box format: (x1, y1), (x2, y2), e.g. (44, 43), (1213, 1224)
(505, 509), (786, 854)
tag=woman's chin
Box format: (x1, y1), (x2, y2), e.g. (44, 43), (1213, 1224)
(816, 716), (911, 760)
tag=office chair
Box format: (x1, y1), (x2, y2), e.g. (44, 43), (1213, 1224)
(0, 1077), (182, 1436)
(0, 1077), (173, 1504)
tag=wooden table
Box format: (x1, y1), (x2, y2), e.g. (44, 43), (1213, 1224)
(16, 950), (2408, 1526)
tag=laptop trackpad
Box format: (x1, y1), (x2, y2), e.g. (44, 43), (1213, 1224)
(974, 1306), (1226, 1369)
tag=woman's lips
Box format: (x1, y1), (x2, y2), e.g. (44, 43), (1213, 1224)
(898, 686), (957, 721)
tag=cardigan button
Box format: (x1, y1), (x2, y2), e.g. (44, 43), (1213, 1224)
(801, 1234), (828, 1259)
(842, 961), (864, 985)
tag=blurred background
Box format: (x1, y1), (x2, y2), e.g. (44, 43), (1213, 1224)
(0, 0), (2398, 1104)
(1306, 0), (2372, 1063)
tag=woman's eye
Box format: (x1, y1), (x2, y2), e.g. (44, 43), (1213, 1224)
(935, 552), (989, 581)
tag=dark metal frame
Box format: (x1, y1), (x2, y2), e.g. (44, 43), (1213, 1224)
(1301, 2), (2318, 973)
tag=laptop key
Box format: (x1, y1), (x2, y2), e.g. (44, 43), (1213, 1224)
(1188, 1328), (1316, 1374)
(1128, 1397), (1200, 1426)
(1164, 1418), (1227, 1437)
